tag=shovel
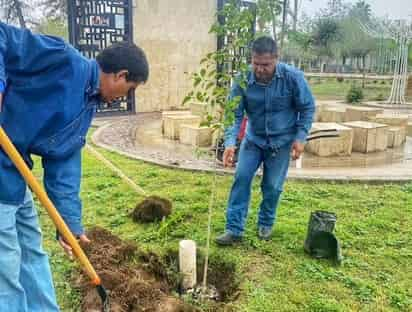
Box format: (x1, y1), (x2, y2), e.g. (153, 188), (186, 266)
(0, 127), (110, 312)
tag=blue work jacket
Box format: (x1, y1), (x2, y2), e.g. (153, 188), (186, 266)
(0, 22), (100, 235)
(225, 62), (315, 150)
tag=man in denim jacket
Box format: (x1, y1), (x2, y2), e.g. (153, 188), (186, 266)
(0, 22), (149, 311)
(216, 36), (314, 245)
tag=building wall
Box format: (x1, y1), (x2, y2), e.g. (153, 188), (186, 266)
(133, 0), (217, 112)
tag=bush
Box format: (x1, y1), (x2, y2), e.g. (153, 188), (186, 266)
(336, 76), (344, 83)
(374, 93), (385, 101)
(346, 84), (364, 103)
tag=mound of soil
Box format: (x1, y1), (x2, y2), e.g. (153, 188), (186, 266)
(76, 227), (196, 312)
(131, 196), (173, 223)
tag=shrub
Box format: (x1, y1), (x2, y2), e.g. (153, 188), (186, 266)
(336, 76), (344, 83)
(346, 84), (364, 103)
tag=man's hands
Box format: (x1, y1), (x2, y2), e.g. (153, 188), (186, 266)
(291, 141), (305, 160)
(223, 146), (236, 168)
(58, 233), (90, 260)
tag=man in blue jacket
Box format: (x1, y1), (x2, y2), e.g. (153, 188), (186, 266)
(216, 36), (314, 245)
(0, 22), (149, 311)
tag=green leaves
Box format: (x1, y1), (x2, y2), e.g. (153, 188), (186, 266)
(181, 0), (253, 133)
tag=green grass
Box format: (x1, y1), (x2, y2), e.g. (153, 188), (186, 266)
(33, 147), (412, 311)
(309, 78), (395, 102)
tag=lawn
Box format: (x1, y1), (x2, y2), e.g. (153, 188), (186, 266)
(308, 78), (394, 102)
(33, 144), (412, 312)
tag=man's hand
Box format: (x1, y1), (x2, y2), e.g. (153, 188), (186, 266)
(223, 146), (236, 168)
(59, 234), (90, 260)
(291, 141), (305, 160)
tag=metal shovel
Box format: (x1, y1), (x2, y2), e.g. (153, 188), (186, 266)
(0, 127), (110, 312)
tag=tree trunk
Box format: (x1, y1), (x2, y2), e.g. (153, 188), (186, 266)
(293, 0), (298, 31)
(13, 0), (26, 28)
(280, 0), (288, 53)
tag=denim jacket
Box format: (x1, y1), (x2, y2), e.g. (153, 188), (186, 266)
(0, 22), (100, 235)
(225, 62), (315, 150)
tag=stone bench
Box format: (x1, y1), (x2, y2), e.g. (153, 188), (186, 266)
(343, 121), (388, 153)
(305, 122), (354, 156)
(373, 114), (409, 127)
(190, 102), (208, 119)
(179, 125), (213, 147)
(318, 107), (347, 123)
(387, 126), (406, 148)
(161, 110), (191, 134)
(407, 122), (412, 137)
(345, 106), (383, 122)
(163, 115), (201, 139)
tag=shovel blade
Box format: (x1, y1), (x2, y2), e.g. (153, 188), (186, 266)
(96, 285), (110, 312)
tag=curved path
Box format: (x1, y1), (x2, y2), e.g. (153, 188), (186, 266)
(91, 113), (412, 183)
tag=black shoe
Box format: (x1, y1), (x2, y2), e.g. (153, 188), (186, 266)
(258, 227), (272, 241)
(215, 232), (242, 246)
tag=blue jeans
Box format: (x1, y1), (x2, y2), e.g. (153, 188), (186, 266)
(0, 189), (59, 312)
(226, 139), (291, 236)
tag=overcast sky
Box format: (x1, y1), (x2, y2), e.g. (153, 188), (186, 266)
(301, 0), (412, 20)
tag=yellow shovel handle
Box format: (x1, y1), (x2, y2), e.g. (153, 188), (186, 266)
(0, 127), (101, 286)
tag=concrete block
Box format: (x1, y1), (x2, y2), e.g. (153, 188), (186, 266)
(179, 125), (213, 147)
(190, 102), (209, 119)
(161, 110), (191, 134)
(163, 115), (201, 140)
(343, 121), (388, 153)
(319, 107), (347, 123)
(374, 114), (409, 127)
(407, 122), (412, 137)
(387, 127), (405, 148)
(305, 122), (354, 156)
(346, 107), (383, 122)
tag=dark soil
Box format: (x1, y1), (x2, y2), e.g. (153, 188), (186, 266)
(76, 227), (195, 312)
(131, 196), (173, 223)
(74, 227), (239, 312)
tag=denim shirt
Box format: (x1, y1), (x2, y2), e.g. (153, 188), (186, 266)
(225, 62), (315, 150)
(0, 22), (100, 235)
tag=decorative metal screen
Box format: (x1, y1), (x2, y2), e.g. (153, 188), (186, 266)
(67, 0), (135, 115)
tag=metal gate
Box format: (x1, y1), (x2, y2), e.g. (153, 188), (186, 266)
(67, 0), (135, 115)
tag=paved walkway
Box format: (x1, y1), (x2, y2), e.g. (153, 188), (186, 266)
(91, 112), (412, 183)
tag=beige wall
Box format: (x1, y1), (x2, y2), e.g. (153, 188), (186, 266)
(133, 0), (217, 112)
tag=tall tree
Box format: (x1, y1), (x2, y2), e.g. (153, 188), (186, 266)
(257, 0), (282, 43)
(0, 0), (28, 28)
(40, 0), (66, 21)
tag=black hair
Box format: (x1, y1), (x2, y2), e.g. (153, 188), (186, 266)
(252, 36), (278, 56)
(96, 42), (149, 83)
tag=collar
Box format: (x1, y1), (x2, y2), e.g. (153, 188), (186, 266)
(85, 60), (100, 97)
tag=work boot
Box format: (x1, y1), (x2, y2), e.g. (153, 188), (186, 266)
(215, 232), (242, 246)
(258, 227), (272, 241)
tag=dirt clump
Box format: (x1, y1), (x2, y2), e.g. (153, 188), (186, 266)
(75, 227), (196, 312)
(131, 196), (173, 223)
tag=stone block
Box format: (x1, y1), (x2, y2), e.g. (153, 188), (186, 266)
(179, 125), (213, 147)
(314, 102), (327, 122)
(163, 115), (201, 140)
(346, 107), (383, 122)
(305, 122), (354, 156)
(343, 121), (388, 153)
(374, 114), (409, 127)
(318, 107), (347, 123)
(161, 110), (191, 134)
(190, 102), (209, 119)
(387, 126), (405, 148)
(407, 122), (412, 137)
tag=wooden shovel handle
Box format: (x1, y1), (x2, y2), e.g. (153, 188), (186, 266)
(0, 127), (101, 286)
(85, 144), (147, 197)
